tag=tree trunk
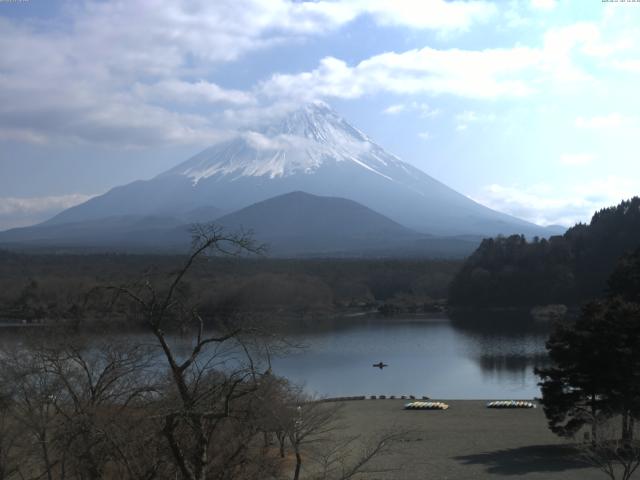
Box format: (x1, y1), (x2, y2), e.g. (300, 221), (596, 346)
(163, 415), (196, 480)
(193, 416), (209, 480)
(591, 396), (598, 445)
(622, 410), (632, 444)
(40, 429), (54, 480)
(278, 433), (286, 458)
(293, 448), (302, 480)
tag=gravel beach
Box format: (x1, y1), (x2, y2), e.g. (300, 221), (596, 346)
(331, 399), (607, 480)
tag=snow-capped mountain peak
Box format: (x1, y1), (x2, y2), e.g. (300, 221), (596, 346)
(40, 101), (546, 238)
(164, 102), (406, 184)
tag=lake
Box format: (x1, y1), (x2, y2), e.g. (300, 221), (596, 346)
(0, 312), (551, 400)
(271, 314), (550, 399)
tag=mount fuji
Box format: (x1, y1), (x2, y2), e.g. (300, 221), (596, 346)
(0, 102), (560, 255)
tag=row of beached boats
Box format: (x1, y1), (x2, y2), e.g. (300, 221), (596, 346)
(404, 401), (449, 410)
(404, 400), (537, 410)
(486, 400), (536, 409)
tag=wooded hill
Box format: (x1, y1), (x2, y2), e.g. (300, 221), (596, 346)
(449, 197), (640, 307)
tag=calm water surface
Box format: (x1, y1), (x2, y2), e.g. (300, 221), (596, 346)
(271, 315), (549, 399)
(1, 313), (550, 400)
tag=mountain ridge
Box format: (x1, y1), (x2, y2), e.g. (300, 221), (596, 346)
(213, 191), (422, 255)
(18, 102), (560, 244)
(0, 191), (481, 257)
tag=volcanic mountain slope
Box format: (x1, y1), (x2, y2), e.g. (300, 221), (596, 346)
(0, 214), (186, 251)
(214, 191), (421, 255)
(40, 102), (553, 237)
(0, 192), (481, 257)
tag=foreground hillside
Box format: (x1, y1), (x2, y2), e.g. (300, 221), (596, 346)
(449, 197), (640, 307)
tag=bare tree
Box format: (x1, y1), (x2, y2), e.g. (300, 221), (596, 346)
(0, 334), (161, 480)
(579, 417), (640, 480)
(0, 390), (22, 480)
(308, 430), (406, 480)
(42, 337), (160, 480)
(286, 395), (408, 480)
(0, 347), (63, 480)
(287, 397), (343, 480)
(104, 224), (275, 480)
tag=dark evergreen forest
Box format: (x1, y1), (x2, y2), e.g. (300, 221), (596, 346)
(449, 197), (640, 307)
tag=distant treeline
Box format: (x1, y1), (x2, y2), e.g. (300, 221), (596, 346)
(0, 251), (461, 326)
(449, 197), (640, 307)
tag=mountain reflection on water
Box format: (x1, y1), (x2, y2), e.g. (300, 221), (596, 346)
(271, 312), (551, 399)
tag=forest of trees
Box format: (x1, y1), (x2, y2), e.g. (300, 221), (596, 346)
(0, 250), (460, 328)
(449, 197), (640, 307)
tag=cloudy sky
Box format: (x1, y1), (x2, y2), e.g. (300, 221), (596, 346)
(1, 0), (639, 230)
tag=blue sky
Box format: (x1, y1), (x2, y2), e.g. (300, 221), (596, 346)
(1, 0), (639, 229)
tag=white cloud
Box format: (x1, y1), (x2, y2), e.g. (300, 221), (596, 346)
(455, 110), (496, 131)
(0, 16), (244, 147)
(261, 22), (628, 103)
(539, 23), (608, 84)
(0, 128), (48, 144)
(133, 80), (255, 106)
(612, 59), (640, 73)
(242, 131), (287, 151)
(220, 101), (305, 129)
(2, 0), (638, 148)
(383, 104), (406, 115)
(0, 194), (93, 216)
(559, 153), (595, 166)
(576, 114), (620, 129)
(530, 0), (556, 11)
(458, 112), (481, 131)
(575, 113), (634, 129)
(0, 194), (95, 230)
(383, 102), (439, 117)
(363, 0), (497, 32)
(262, 46), (543, 101)
(474, 177), (639, 226)
(241, 131), (316, 151)
(418, 131), (432, 140)
(0, 0), (501, 147)
(262, 8), (640, 108)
